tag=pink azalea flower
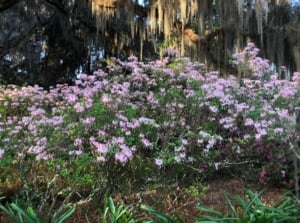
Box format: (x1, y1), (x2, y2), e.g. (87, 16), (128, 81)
(0, 149), (4, 159)
(74, 103), (85, 113)
(155, 158), (163, 167)
(115, 153), (128, 164)
(74, 138), (83, 147)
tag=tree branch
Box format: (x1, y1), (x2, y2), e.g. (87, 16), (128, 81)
(0, 0), (21, 12)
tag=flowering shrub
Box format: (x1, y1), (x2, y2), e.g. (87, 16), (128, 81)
(0, 43), (299, 201)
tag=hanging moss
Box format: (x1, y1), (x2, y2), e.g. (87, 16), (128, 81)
(1, 0), (299, 87)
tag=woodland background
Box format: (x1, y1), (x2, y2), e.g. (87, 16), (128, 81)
(0, 0), (299, 88)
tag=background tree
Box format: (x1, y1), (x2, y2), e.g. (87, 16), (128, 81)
(0, 0), (299, 88)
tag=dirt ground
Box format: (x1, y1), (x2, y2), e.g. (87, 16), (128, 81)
(63, 177), (286, 223)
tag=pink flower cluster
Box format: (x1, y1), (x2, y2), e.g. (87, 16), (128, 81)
(0, 43), (298, 185)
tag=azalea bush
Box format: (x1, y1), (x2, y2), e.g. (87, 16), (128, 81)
(0, 43), (299, 209)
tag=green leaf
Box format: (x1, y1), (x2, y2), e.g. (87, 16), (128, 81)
(0, 203), (22, 222)
(141, 204), (177, 222)
(103, 207), (109, 223)
(242, 189), (265, 214)
(11, 203), (39, 223)
(224, 195), (238, 217)
(196, 204), (223, 217)
(56, 207), (75, 223)
(109, 197), (116, 214)
(27, 207), (38, 220)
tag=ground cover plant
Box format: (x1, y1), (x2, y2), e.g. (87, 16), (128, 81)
(0, 42), (300, 221)
(197, 189), (300, 223)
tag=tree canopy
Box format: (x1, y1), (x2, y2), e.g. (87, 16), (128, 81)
(0, 0), (299, 87)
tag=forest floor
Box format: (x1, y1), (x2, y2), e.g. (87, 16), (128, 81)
(64, 177), (286, 223)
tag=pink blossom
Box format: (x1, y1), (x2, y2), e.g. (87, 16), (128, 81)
(115, 153), (128, 164)
(81, 117), (96, 125)
(36, 152), (52, 161)
(119, 144), (133, 159)
(292, 72), (300, 82)
(0, 149), (4, 159)
(235, 103), (249, 113)
(274, 128), (283, 134)
(75, 150), (83, 156)
(91, 141), (108, 154)
(74, 103), (85, 113)
(245, 117), (254, 126)
(31, 108), (46, 117)
(88, 75), (96, 82)
(279, 86), (297, 98)
(142, 138), (151, 147)
(174, 156), (182, 163)
(117, 112), (129, 120)
(45, 116), (63, 126)
(113, 136), (125, 145)
(147, 91), (158, 104)
(85, 98), (93, 109)
(128, 119), (140, 129)
(97, 156), (106, 162)
(187, 157), (195, 162)
(69, 150), (83, 156)
(75, 80), (82, 86)
(18, 152), (25, 159)
(101, 94), (110, 103)
(119, 121), (126, 128)
(83, 89), (93, 98)
(181, 138), (188, 145)
(255, 133), (262, 140)
(257, 128), (267, 135)
(89, 136), (96, 143)
(163, 48), (179, 57)
(254, 122), (261, 129)
(175, 146), (185, 152)
(179, 152), (186, 159)
(214, 162), (221, 170)
(37, 137), (47, 146)
(74, 138), (83, 147)
(93, 70), (107, 78)
(199, 131), (210, 138)
(208, 138), (216, 146)
(260, 120), (269, 128)
(28, 145), (44, 154)
(270, 73), (279, 81)
(163, 68), (175, 78)
(232, 52), (244, 63)
(259, 169), (268, 184)
(277, 109), (289, 119)
(244, 134), (251, 140)
(66, 94), (77, 104)
(219, 117), (235, 129)
(209, 106), (218, 113)
(80, 73), (88, 81)
(21, 116), (31, 126)
(98, 130), (106, 136)
(155, 158), (163, 167)
(213, 89), (225, 98)
(184, 89), (195, 98)
(139, 117), (157, 126)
